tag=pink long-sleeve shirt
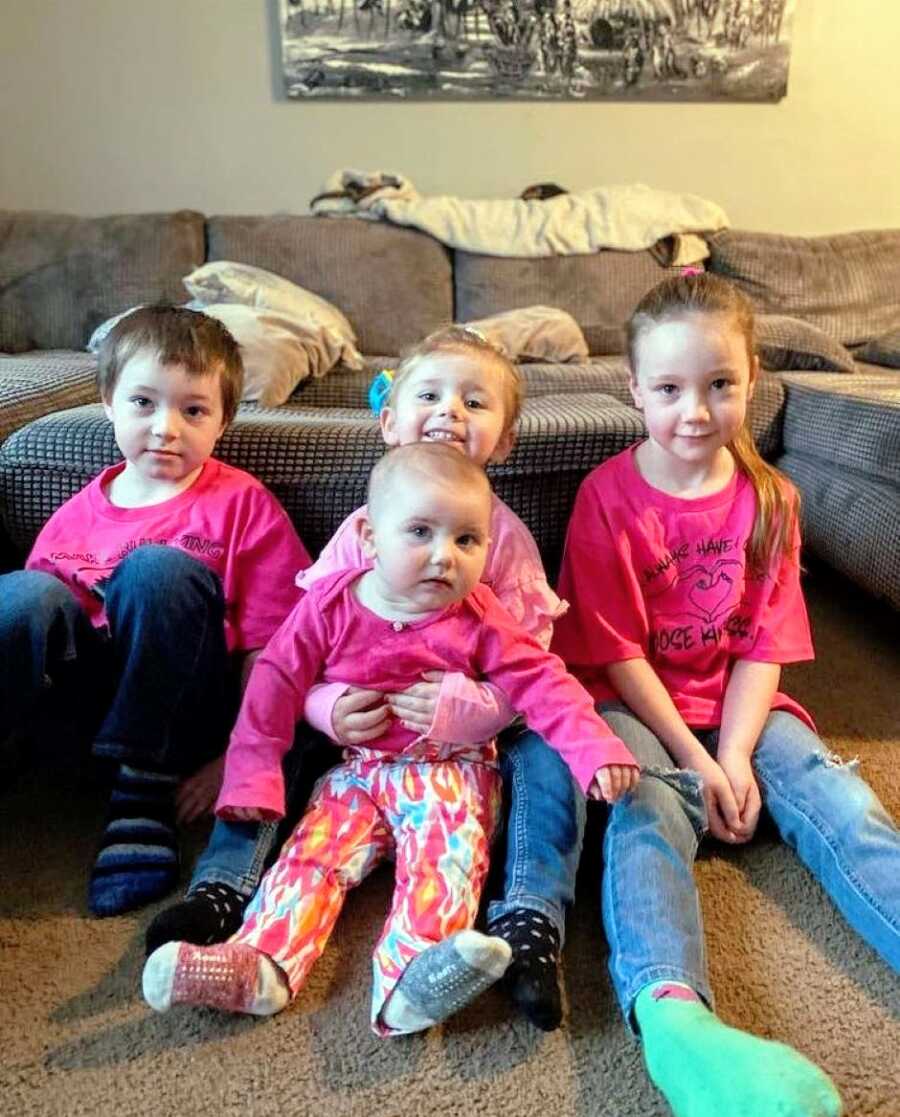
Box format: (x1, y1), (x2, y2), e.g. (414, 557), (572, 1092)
(297, 493), (567, 743)
(217, 569), (637, 818)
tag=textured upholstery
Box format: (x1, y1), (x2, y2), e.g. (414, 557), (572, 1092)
(0, 351), (99, 445)
(780, 370), (900, 487)
(707, 229), (900, 347)
(0, 211), (204, 353)
(207, 216), (453, 356)
(454, 248), (680, 354)
(0, 394), (645, 580)
(778, 452), (900, 609)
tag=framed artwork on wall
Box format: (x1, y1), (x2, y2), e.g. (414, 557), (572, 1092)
(278, 0), (796, 101)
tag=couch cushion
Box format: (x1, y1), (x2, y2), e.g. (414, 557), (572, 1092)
(0, 211), (204, 353)
(777, 452), (900, 609)
(756, 315), (856, 374)
(706, 229), (900, 347)
(854, 328), (900, 369)
(206, 217), (453, 357)
(0, 394), (644, 579)
(779, 370), (900, 487)
(0, 351), (99, 445)
(453, 249), (679, 355)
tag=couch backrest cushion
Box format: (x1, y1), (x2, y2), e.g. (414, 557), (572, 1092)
(206, 217), (453, 356)
(0, 210), (204, 354)
(706, 229), (900, 347)
(454, 249), (679, 355)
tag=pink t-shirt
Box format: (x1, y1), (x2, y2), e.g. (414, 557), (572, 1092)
(553, 444), (815, 731)
(217, 569), (637, 818)
(296, 493), (566, 741)
(27, 458), (310, 653)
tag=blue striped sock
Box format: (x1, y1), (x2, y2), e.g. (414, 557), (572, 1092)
(88, 765), (180, 917)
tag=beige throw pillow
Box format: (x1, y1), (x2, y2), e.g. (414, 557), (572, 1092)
(197, 303), (347, 407)
(183, 260), (364, 371)
(464, 306), (589, 363)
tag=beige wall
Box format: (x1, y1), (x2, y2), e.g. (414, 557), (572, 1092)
(2, 0), (898, 233)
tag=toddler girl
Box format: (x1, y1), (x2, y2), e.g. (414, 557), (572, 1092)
(151, 327), (592, 1029)
(553, 272), (899, 1117)
(143, 442), (638, 1033)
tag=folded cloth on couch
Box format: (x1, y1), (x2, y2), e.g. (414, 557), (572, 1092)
(310, 170), (728, 265)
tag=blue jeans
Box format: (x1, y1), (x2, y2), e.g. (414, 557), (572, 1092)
(0, 546), (231, 772)
(600, 704), (900, 1030)
(486, 726), (586, 942)
(191, 725), (586, 939)
(190, 728), (337, 896)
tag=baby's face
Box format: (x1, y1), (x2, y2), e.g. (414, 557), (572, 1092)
(366, 473), (491, 614)
(380, 352), (512, 467)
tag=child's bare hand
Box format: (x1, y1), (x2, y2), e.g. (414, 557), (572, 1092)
(718, 753), (762, 842)
(387, 671), (444, 734)
(176, 756), (225, 824)
(218, 805), (269, 822)
(694, 756), (746, 844)
(588, 764), (640, 803)
(333, 687), (391, 746)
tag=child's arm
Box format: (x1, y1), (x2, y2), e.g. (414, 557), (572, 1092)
(606, 657), (745, 842)
(216, 595), (331, 821)
(716, 659), (781, 838)
(474, 591), (639, 800)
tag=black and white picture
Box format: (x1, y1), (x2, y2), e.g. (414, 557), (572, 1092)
(279, 0), (796, 101)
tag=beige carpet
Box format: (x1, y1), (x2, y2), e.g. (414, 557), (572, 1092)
(2, 564), (898, 1117)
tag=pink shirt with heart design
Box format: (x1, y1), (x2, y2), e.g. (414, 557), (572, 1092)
(552, 443), (816, 732)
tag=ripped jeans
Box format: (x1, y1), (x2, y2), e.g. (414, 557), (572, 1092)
(599, 704), (900, 1030)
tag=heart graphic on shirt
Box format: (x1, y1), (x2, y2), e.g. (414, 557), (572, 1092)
(687, 570), (734, 623)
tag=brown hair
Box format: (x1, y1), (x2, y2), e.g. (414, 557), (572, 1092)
(388, 325), (523, 437)
(368, 441), (491, 520)
(97, 305), (244, 425)
(627, 272), (798, 574)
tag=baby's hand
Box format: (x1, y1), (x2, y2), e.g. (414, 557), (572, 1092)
(588, 764), (640, 804)
(387, 671), (444, 735)
(218, 805), (270, 822)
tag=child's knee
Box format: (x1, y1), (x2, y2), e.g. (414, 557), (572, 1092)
(0, 569), (77, 634)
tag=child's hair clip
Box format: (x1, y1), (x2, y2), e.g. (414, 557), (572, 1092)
(368, 368), (394, 414)
(459, 324), (489, 343)
(680, 266), (703, 277)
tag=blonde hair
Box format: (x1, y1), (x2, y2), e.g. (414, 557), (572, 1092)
(368, 441), (492, 520)
(388, 325), (523, 438)
(98, 305), (244, 426)
(627, 272), (798, 574)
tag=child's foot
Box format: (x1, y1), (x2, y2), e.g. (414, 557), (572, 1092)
(635, 981), (843, 1117)
(142, 941), (290, 1016)
(88, 765), (180, 917)
(489, 909), (562, 1031)
(381, 930), (511, 1034)
(145, 883), (246, 957)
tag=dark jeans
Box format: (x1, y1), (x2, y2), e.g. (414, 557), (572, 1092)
(0, 546), (232, 773)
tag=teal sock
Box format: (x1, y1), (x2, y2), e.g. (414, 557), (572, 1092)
(88, 765), (180, 917)
(634, 981), (843, 1117)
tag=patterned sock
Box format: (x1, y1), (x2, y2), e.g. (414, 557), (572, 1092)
(488, 909), (562, 1031)
(142, 941), (290, 1016)
(380, 930), (512, 1035)
(144, 882), (247, 957)
(88, 764), (179, 917)
(635, 981), (843, 1117)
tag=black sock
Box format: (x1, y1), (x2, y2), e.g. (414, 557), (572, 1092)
(88, 764), (179, 917)
(488, 909), (563, 1031)
(144, 882), (246, 957)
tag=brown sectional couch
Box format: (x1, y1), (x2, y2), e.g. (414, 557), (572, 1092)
(0, 211), (898, 604)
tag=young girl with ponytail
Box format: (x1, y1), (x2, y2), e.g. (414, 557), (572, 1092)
(553, 272), (900, 1117)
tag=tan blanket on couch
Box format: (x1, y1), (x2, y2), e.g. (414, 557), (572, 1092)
(310, 170), (729, 265)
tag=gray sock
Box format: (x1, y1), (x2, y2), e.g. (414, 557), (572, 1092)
(381, 930), (511, 1034)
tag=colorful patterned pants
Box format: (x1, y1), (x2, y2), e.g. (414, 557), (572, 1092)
(231, 754), (502, 1034)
